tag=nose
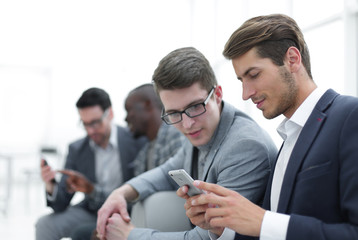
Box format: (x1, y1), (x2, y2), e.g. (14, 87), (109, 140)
(242, 81), (256, 101)
(85, 126), (96, 135)
(181, 113), (194, 129)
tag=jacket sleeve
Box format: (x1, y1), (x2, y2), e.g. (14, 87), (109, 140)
(46, 144), (75, 212)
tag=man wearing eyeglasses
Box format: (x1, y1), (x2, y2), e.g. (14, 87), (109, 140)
(36, 87), (146, 240)
(96, 47), (278, 240)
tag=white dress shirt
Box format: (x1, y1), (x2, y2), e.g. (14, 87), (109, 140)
(260, 87), (326, 240)
(92, 124), (122, 195)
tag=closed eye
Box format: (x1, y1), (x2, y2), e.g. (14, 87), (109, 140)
(249, 72), (260, 79)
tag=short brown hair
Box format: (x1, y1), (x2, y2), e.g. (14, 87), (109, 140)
(152, 47), (217, 93)
(223, 14), (312, 79)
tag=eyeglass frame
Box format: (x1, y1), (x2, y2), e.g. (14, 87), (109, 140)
(80, 108), (110, 130)
(161, 86), (216, 125)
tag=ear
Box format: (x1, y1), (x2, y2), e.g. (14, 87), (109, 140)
(143, 99), (152, 111)
(285, 46), (301, 73)
(214, 85), (223, 105)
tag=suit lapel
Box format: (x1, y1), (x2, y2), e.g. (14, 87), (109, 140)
(201, 102), (236, 181)
(262, 143), (283, 209)
(185, 145), (194, 175)
(116, 126), (132, 182)
(277, 89), (338, 213)
(202, 146), (219, 181)
(82, 139), (96, 182)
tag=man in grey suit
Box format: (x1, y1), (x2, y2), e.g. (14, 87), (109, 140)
(96, 47), (278, 240)
(36, 87), (146, 240)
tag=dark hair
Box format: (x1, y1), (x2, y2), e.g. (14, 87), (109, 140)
(129, 83), (163, 109)
(152, 47), (217, 93)
(223, 14), (312, 79)
(76, 87), (111, 111)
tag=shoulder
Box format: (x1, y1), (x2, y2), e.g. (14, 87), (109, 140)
(68, 136), (90, 152)
(115, 125), (132, 138)
(222, 101), (259, 132)
(334, 94), (358, 111)
(318, 89), (358, 113)
(319, 91), (358, 124)
(220, 103), (277, 155)
(230, 107), (270, 142)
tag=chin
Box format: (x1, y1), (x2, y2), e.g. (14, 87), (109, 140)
(263, 110), (281, 120)
(189, 137), (208, 147)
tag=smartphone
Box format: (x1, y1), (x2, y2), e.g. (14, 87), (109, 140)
(168, 169), (204, 196)
(43, 159), (56, 183)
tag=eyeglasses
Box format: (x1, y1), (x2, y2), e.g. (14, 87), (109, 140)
(161, 87), (215, 125)
(81, 109), (109, 130)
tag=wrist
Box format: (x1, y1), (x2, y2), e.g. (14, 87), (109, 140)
(126, 223), (135, 238)
(117, 184), (138, 202)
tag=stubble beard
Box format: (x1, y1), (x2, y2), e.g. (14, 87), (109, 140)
(263, 66), (298, 119)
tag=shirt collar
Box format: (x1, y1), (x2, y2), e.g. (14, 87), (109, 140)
(277, 87), (326, 140)
(109, 123), (118, 148)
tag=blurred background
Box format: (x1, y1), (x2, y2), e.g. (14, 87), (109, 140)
(0, 0), (357, 239)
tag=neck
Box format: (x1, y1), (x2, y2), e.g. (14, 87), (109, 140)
(285, 78), (317, 119)
(99, 137), (110, 149)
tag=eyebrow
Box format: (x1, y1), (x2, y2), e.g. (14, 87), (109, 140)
(165, 97), (206, 113)
(237, 67), (257, 81)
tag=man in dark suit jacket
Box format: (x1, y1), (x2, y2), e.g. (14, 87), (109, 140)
(35, 87), (145, 240)
(183, 14), (358, 239)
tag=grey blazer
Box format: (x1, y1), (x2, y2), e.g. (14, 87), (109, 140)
(48, 125), (146, 213)
(127, 102), (278, 240)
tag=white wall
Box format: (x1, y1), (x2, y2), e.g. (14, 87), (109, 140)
(0, 0), (356, 180)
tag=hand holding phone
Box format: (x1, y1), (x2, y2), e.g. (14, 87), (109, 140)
(168, 169), (204, 197)
(42, 159), (56, 183)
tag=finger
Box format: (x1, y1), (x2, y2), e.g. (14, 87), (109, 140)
(186, 204), (208, 218)
(118, 205), (131, 222)
(189, 212), (206, 226)
(108, 213), (121, 224)
(191, 191), (226, 207)
(205, 206), (228, 220)
(184, 192), (204, 210)
(97, 208), (111, 236)
(58, 169), (76, 176)
(177, 186), (189, 200)
(97, 203), (127, 235)
(193, 181), (234, 197)
(40, 159), (46, 167)
(43, 169), (55, 182)
(41, 165), (52, 176)
(208, 215), (228, 229)
(44, 174), (55, 183)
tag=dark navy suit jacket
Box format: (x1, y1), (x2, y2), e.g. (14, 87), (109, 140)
(236, 89), (358, 239)
(47, 125), (146, 213)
